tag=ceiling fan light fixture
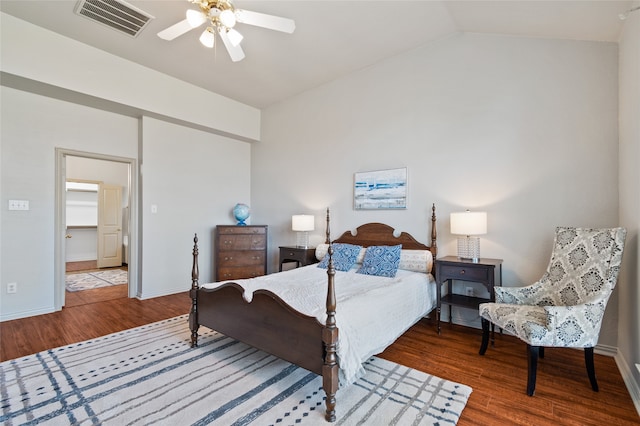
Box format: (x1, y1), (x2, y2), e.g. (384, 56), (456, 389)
(186, 9), (206, 27)
(199, 28), (215, 48)
(227, 28), (243, 47)
(219, 9), (236, 28)
(158, 0), (294, 62)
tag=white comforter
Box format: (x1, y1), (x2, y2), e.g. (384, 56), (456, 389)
(202, 264), (436, 384)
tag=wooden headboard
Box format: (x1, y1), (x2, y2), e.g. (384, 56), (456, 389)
(328, 204), (437, 258)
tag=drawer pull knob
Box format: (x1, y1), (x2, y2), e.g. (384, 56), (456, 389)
(460, 270), (465, 275)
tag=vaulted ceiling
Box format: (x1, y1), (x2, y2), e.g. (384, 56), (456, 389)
(0, 1), (632, 109)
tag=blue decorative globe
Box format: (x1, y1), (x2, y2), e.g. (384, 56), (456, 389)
(233, 203), (250, 226)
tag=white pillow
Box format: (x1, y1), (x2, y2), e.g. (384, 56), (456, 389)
(398, 249), (433, 273)
(316, 243), (366, 263)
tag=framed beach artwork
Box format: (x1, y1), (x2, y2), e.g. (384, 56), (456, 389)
(354, 167), (407, 210)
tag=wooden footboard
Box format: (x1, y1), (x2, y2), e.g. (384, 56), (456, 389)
(193, 283), (325, 375)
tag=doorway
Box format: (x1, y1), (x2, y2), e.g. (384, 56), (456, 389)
(64, 179), (127, 306)
(55, 149), (138, 310)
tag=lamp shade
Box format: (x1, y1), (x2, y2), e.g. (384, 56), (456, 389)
(199, 28), (215, 48)
(450, 211), (487, 236)
(292, 215), (314, 232)
(186, 9), (206, 27)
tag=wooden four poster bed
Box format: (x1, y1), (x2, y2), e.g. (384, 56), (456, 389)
(188, 205), (437, 422)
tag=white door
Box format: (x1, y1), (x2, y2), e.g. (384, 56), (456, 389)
(97, 183), (122, 268)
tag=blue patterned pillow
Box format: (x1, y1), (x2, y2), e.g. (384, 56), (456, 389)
(357, 245), (402, 277)
(317, 243), (362, 271)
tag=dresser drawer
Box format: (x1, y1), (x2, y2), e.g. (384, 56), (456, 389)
(217, 234), (266, 251)
(218, 250), (265, 267)
(217, 226), (266, 235)
(439, 264), (489, 282)
(217, 266), (265, 281)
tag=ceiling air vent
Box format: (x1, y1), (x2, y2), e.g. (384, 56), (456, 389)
(74, 0), (154, 38)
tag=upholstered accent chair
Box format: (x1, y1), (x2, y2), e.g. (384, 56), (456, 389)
(479, 227), (626, 396)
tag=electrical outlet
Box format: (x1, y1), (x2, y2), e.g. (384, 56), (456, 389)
(7, 282), (17, 294)
(465, 286), (474, 297)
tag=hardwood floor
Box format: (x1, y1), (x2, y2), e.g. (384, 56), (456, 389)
(1, 293), (638, 425)
(65, 263), (129, 307)
(380, 320), (639, 425)
(66, 260), (98, 272)
(1, 291), (190, 362)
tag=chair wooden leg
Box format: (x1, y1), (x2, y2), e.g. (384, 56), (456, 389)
(479, 318), (490, 355)
(527, 345), (539, 396)
(585, 347), (599, 392)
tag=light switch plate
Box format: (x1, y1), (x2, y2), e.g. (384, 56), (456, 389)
(8, 200), (29, 210)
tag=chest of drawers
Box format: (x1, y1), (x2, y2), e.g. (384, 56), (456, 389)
(214, 225), (268, 281)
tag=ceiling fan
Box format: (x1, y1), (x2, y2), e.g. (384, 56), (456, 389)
(157, 0), (295, 62)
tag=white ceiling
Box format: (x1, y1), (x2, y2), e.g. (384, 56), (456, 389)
(0, 0), (633, 109)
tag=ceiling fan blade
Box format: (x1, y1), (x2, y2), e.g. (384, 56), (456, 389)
(218, 28), (246, 62)
(235, 9), (295, 33)
(157, 19), (196, 40)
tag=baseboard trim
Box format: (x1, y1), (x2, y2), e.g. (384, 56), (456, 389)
(594, 343), (618, 357)
(0, 305), (56, 322)
(615, 352), (640, 416)
(65, 255), (98, 262)
(137, 287), (185, 300)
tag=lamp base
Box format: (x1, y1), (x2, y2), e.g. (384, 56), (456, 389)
(296, 231), (309, 249)
(457, 236), (480, 262)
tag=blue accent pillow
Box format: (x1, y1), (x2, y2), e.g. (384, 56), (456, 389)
(317, 243), (362, 271)
(357, 245), (402, 277)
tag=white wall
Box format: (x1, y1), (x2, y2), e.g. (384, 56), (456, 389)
(0, 87), (138, 319)
(255, 33), (620, 344)
(0, 88), (254, 320)
(139, 116), (251, 298)
(67, 157), (130, 204)
(617, 0), (640, 410)
(0, 13), (260, 142)
(0, 16), (257, 320)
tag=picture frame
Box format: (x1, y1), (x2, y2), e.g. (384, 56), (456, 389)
(354, 167), (407, 210)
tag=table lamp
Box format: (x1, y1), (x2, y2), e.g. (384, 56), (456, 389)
(292, 215), (314, 248)
(450, 210), (487, 262)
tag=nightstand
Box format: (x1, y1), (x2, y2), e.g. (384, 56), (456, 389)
(435, 256), (503, 336)
(279, 246), (317, 271)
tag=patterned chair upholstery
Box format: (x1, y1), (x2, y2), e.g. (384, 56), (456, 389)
(479, 227), (626, 396)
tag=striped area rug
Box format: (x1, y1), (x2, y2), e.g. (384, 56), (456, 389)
(0, 315), (471, 425)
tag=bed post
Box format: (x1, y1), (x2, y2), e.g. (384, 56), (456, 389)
(430, 203), (437, 258)
(322, 208), (338, 422)
(324, 208), (331, 244)
(189, 234), (200, 348)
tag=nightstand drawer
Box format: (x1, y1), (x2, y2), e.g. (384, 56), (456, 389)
(439, 264), (489, 282)
(278, 246), (317, 271)
(281, 249), (308, 262)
